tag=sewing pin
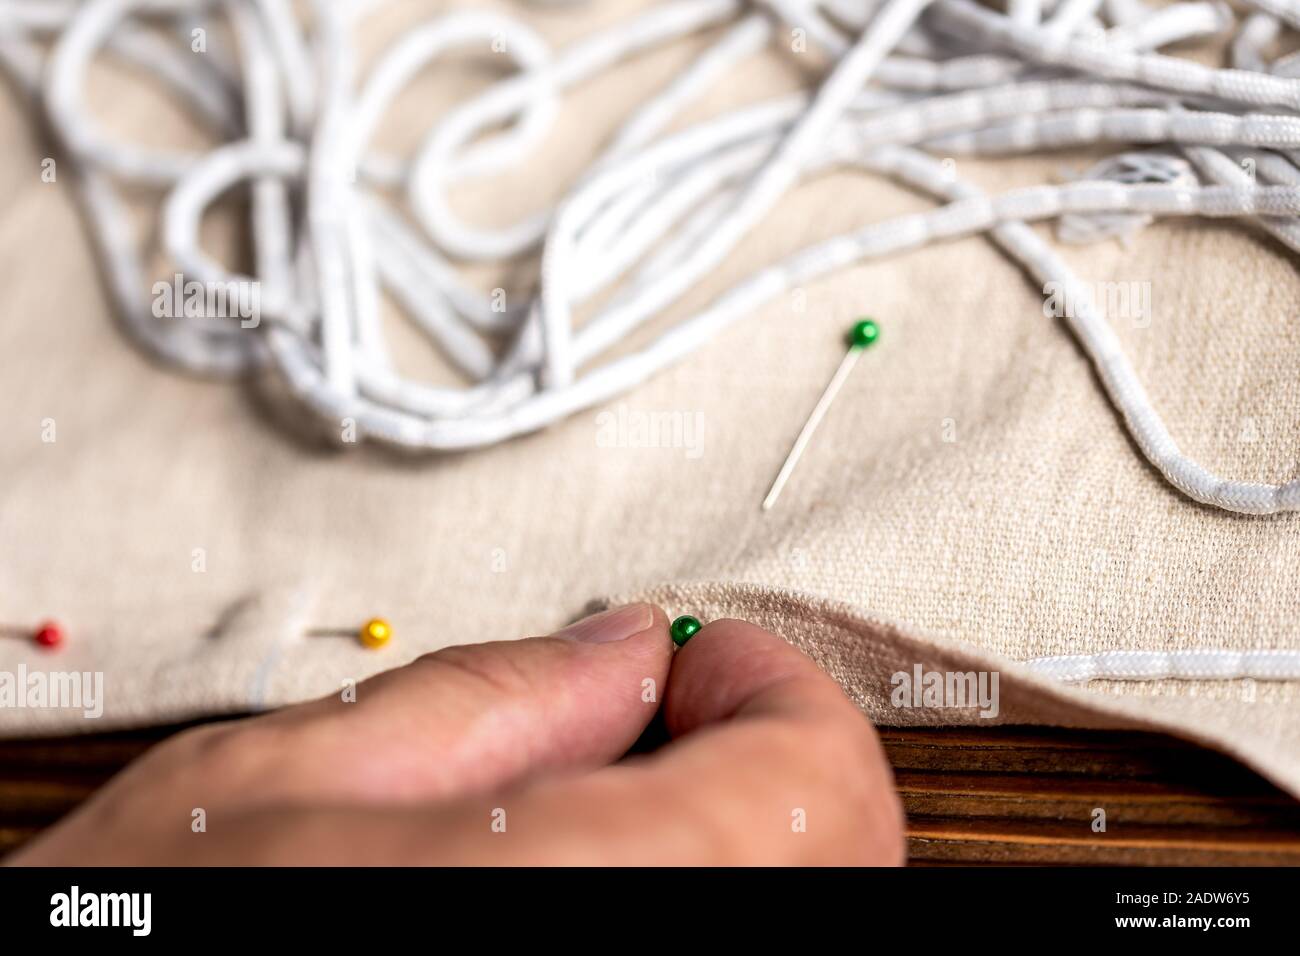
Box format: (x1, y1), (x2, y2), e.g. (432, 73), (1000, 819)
(762, 318), (879, 511)
(305, 617), (393, 649)
(0, 620), (66, 650)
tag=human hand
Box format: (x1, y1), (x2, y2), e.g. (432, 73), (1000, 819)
(10, 605), (904, 865)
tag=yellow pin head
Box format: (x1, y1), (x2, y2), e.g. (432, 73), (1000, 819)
(359, 617), (392, 649)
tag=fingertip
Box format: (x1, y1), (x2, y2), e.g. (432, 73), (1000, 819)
(570, 601), (673, 659)
(663, 617), (842, 736)
(643, 603), (673, 643)
(617, 602), (675, 669)
(655, 617), (904, 864)
(555, 602), (659, 644)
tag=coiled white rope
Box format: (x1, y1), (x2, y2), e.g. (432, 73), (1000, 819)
(2, 0), (1300, 513)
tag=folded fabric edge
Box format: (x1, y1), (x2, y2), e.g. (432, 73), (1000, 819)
(605, 580), (1300, 801)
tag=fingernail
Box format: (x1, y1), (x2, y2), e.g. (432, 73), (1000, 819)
(556, 604), (654, 643)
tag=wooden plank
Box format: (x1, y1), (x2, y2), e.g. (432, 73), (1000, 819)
(879, 727), (1265, 783)
(0, 827), (41, 856)
(908, 816), (1300, 866)
(894, 771), (1300, 827)
(0, 722), (1296, 865)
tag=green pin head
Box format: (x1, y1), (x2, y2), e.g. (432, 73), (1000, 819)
(848, 318), (880, 349)
(670, 615), (702, 647)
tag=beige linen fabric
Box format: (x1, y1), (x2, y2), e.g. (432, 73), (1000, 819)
(3, 2), (1300, 795)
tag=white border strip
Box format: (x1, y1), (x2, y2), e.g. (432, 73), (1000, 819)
(1021, 649), (1300, 683)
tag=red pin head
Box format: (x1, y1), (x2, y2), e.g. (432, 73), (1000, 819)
(34, 621), (64, 650)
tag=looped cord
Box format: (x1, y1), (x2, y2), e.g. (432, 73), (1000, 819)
(1, 0), (1299, 513)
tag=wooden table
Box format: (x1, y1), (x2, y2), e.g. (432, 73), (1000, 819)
(3, 722), (1299, 864)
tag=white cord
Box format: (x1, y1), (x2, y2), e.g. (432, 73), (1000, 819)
(1022, 649), (1300, 682)
(2, 0), (1300, 513)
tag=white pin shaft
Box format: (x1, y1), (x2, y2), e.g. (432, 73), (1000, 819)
(762, 345), (863, 510)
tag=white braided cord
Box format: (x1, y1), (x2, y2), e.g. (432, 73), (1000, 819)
(0, 0), (1298, 512)
(1022, 649), (1300, 682)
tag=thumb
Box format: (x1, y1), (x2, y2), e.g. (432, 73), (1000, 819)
(152, 604), (674, 808)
